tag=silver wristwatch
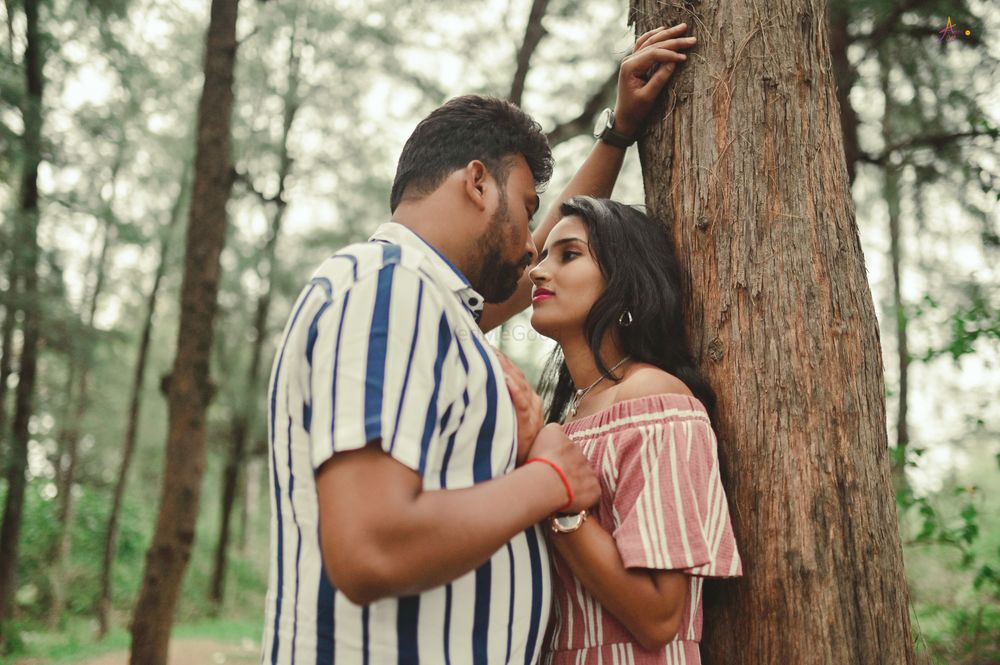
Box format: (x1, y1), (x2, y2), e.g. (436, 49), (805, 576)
(593, 108), (635, 149)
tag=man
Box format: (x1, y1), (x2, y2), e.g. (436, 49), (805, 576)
(262, 25), (694, 664)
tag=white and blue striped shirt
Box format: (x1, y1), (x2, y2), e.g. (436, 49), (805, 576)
(262, 221), (552, 665)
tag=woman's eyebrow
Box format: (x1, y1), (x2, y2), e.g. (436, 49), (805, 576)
(538, 237), (588, 258)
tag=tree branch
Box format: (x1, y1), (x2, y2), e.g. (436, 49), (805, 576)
(852, 0), (928, 49)
(232, 167), (281, 205)
(860, 128), (999, 166)
(545, 70), (618, 148)
(508, 0), (551, 107)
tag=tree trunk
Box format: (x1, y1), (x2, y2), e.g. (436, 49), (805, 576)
(879, 51), (909, 498)
(128, 0), (239, 660)
(628, 2), (917, 663)
(96, 165), (189, 639)
(49, 208), (115, 627)
(0, 302), (15, 444)
(209, 23), (300, 606)
(508, 0), (550, 107)
(827, 1), (860, 185)
(0, 0), (43, 637)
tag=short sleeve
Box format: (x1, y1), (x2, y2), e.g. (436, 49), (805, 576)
(306, 264), (459, 476)
(611, 419), (742, 578)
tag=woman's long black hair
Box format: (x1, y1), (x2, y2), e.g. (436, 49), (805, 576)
(536, 196), (718, 428)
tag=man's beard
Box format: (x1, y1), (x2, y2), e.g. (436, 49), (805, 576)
(474, 193), (530, 304)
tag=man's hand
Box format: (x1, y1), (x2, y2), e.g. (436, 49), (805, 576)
(614, 23), (697, 138)
(525, 423), (601, 513)
(495, 348), (544, 466)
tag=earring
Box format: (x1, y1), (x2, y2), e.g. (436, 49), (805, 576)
(618, 310), (633, 327)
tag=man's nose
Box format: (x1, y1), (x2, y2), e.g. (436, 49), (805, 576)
(525, 236), (538, 266)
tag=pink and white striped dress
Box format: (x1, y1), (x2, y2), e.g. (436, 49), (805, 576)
(542, 393), (742, 664)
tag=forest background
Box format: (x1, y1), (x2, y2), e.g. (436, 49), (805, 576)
(0, 0), (997, 662)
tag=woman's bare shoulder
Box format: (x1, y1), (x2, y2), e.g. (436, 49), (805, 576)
(616, 364), (694, 402)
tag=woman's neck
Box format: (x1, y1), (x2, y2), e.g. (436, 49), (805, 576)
(560, 330), (630, 394)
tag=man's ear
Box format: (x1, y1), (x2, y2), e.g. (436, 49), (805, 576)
(462, 160), (489, 212)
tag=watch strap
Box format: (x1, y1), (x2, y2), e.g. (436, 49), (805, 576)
(598, 125), (635, 149)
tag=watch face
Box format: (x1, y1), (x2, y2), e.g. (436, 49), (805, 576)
(594, 108), (613, 138)
(555, 514), (582, 529)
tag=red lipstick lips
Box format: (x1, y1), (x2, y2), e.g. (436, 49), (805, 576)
(532, 288), (554, 303)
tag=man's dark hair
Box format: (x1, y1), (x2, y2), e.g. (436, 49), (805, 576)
(390, 95), (553, 213)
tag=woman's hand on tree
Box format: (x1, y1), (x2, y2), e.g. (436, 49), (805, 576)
(614, 23), (697, 138)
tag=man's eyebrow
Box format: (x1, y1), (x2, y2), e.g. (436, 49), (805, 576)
(538, 237), (587, 258)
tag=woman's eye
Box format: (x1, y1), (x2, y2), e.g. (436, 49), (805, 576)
(562, 251), (579, 261)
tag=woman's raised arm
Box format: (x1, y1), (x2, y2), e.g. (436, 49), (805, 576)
(478, 23), (696, 333)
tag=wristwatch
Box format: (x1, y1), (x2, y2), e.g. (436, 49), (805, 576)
(593, 108), (635, 149)
(550, 510), (589, 534)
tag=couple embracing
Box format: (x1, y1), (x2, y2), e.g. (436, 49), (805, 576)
(263, 23), (741, 665)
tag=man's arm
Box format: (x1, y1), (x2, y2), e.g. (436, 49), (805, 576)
(316, 425), (600, 605)
(479, 23), (697, 334)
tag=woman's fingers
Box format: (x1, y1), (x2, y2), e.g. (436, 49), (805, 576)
(634, 23), (688, 53)
(641, 35), (697, 53)
(624, 45), (689, 82)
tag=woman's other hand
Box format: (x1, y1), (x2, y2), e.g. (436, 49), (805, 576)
(495, 347), (544, 466)
(614, 23), (697, 138)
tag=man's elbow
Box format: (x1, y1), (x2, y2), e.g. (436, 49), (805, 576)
(320, 547), (396, 606)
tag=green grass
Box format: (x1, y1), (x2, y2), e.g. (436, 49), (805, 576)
(0, 617), (261, 665)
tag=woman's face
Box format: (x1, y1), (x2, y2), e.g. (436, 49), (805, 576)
(528, 215), (606, 340)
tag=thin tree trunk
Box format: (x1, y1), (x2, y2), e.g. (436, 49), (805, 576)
(0, 303), (15, 443)
(48, 207), (115, 627)
(827, 1), (860, 185)
(128, 0), (239, 660)
(629, 1), (917, 662)
(0, 0), (43, 639)
(209, 22), (299, 606)
(96, 165), (190, 639)
(237, 454), (263, 554)
(879, 51), (909, 498)
(508, 0), (550, 107)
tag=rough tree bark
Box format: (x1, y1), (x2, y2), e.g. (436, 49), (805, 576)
(0, 0), (43, 637)
(128, 0), (239, 661)
(209, 23), (300, 605)
(628, 1), (917, 663)
(96, 164), (189, 639)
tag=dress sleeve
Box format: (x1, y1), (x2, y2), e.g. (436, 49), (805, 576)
(611, 418), (742, 578)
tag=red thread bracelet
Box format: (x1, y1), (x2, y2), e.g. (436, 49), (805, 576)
(525, 457), (573, 512)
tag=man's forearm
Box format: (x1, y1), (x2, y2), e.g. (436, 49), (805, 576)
(361, 462), (567, 601)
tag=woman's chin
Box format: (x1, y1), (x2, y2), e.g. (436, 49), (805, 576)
(529, 310), (560, 341)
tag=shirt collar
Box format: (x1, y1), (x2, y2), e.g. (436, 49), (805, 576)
(368, 221), (485, 324)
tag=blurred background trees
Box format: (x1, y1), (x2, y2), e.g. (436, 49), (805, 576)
(0, 0), (996, 662)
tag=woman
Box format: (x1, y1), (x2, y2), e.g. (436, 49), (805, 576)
(528, 196), (742, 663)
